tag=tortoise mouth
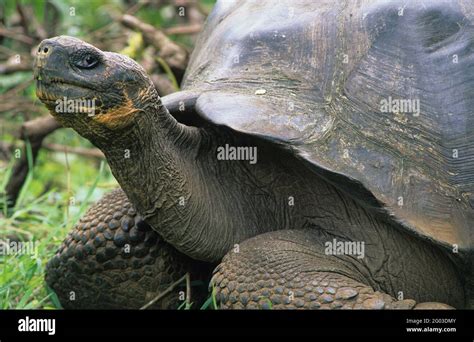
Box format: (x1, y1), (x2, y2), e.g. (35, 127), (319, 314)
(36, 78), (102, 118)
(36, 79), (64, 103)
(36, 78), (96, 104)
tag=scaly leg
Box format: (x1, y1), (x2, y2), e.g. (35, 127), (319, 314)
(211, 230), (454, 309)
(46, 189), (213, 309)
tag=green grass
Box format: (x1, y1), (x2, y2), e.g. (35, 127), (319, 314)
(0, 128), (218, 310)
(200, 284), (218, 310)
(0, 129), (117, 309)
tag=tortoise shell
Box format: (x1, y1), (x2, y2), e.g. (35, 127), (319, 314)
(164, 0), (474, 249)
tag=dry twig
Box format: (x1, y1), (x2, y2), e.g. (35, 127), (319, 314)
(164, 24), (202, 35)
(140, 273), (191, 310)
(120, 14), (188, 74)
(4, 116), (61, 207)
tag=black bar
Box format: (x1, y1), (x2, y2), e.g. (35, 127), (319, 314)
(0, 310), (473, 337)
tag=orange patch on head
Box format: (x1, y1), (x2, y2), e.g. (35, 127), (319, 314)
(93, 97), (140, 129)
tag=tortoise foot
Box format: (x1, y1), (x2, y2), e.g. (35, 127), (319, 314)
(211, 230), (452, 310)
(46, 189), (212, 309)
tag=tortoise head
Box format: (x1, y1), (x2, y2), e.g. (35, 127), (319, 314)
(34, 36), (158, 135)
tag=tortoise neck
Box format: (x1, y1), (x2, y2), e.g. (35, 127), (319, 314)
(101, 100), (269, 263)
(101, 99), (216, 256)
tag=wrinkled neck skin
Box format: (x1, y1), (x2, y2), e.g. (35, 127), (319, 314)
(91, 99), (244, 262)
(96, 103), (203, 250)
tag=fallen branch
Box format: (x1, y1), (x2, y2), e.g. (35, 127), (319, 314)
(26, 6), (48, 41)
(0, 26), (35, 45)
(4, 116), (61, 207)
(15, 3), (31, 38)
(164, 24), (202, 35)
(0, 141), (104, 159)
(120, 14), (188, 76)
(0, 60), (31, 74)
(44, 143), (104, 158)
(88, 0), (147, 39)
(16, 116), (61, 140)
(16, 2), (47, 42)
(140, 273), (191, 310)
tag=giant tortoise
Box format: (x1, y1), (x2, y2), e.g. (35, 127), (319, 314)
(35, 0), (473, 309)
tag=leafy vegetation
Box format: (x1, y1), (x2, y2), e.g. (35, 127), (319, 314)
(0, 128), (116, 308)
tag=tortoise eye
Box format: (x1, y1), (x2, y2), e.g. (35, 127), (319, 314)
(75, 54), (99, 69)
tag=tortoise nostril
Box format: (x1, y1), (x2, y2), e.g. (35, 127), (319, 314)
(37, 44), (51, 55)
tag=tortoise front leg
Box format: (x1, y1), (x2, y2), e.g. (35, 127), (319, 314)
(211, 230), (454, 310)
(46, 189), (212, 309)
